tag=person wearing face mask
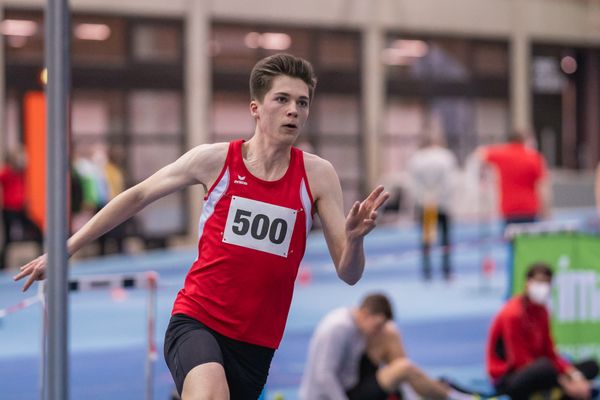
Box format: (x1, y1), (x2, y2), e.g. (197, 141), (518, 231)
(299, 293), (477, 400)
(486, 263), (599, 399)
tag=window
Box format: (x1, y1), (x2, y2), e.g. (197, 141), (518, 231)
(382, 98), (424, 177)
(129, 90), (182, 136)
(314, 95), (359, 136)
(71, 16), (127, 66)
(317, 33), (359, 71)
(4, 92), (21, 152)
(212, 92), (255, 140)
(472, 42), (508, 78)
(474, 99), (508, 145)
(72, 90), (125, 138)
(132, 23), (181, 63)
(3, 10), (44, 63)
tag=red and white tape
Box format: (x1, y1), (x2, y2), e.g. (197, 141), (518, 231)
(0, 294), (43, 319)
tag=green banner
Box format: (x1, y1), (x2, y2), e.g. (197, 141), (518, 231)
(512, 233), (600, 360)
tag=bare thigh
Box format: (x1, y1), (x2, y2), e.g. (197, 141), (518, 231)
(182, 362), (229, 400)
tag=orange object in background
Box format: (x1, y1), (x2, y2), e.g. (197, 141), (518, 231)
(422, 202), (438, 245)
(24, 91), (46, 231)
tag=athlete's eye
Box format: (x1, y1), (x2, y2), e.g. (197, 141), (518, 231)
(298, 100), (309, 108)
(276, 96), (287, 103)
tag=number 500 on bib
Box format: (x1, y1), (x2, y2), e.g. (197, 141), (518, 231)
(223, 196), (297, 257)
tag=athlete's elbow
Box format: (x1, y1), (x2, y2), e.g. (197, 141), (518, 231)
(337, 269), (362, 285)
(344, 277), (360, 286)
(123, 186), (148, 212)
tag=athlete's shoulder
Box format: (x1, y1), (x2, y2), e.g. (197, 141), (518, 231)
(301, 151), (339, 199)
(176, 142), (230, 187)
(302, 151), (337, 178)
(189, 141), (229, 155)
(187, 142), (229, 167)
(381, 321), (401, 340)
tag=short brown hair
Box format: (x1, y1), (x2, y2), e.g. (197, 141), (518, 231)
(359, 293), (393, 320)
(249, 53), (317, 102)
(526, 262), (553, 280)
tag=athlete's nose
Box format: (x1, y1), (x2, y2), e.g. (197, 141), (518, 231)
(286, 103), (298, 118)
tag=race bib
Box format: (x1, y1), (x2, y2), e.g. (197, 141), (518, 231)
(223, 196), (297, 257)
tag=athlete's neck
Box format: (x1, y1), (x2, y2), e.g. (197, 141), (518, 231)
(242, 137), (292, 181)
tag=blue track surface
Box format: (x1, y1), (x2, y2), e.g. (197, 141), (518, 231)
(0, 210), (596, 399)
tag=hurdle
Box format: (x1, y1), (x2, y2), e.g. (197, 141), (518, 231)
(0, 271), (159, 400)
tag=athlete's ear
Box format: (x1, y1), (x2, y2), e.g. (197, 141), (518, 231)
(250, 100), (259, 119)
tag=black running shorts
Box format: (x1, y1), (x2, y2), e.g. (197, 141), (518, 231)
(346, 354), (402, 400)
(164, 314), (275, 400)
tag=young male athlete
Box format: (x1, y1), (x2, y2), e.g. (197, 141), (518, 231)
(14, 53), (389, 399)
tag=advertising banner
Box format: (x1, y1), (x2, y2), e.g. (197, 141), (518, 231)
(512, 233), (600, 360)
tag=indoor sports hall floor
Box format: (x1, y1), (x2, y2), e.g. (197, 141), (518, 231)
(0, 209), (596, 400)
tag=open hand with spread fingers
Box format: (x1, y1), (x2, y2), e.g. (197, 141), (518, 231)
(345, 185), (389, 240)
(13, 254), (48, 292)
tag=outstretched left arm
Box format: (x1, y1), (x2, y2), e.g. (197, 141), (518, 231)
(306, 155), (389, 285)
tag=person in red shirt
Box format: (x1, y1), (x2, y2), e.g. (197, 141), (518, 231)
(0, 149), (43, 270)
(486, 263), (598, 399)
(14, 54), (389, 399)
(478, 131), (549, 225)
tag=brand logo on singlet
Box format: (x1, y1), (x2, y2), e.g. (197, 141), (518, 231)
(223, 196), (297, 257)
(234, 175), (248, 185)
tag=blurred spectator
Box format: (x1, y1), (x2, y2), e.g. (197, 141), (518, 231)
(70, 161), (84, 217)
(101, 145), (128, 253)
(73, 145), (111, 255)
(407, 133), (458, 280)
(477, 130), (549, 226)
(0, 149), (43, 270)
(105, 145), (125, 201)
(299, 293), (475, 400)
(486, 263), (598, 399)
(74, 145), (109, 212)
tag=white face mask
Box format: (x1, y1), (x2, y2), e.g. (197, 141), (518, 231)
(528, 282), (551, 305)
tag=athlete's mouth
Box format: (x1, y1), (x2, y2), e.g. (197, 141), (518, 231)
(283, 123), (298, 129)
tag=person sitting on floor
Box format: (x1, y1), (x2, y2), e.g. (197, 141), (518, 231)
(486, 262), (599, 400)
(300, 292), (476, 400)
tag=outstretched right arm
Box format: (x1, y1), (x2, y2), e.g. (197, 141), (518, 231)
(14, 142), (228, 291)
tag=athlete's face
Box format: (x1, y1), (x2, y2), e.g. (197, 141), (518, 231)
(250, 75), (310, 144)
(357, 310), (387, 338)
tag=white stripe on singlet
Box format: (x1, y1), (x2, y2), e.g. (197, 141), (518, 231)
(197, 167), (230, 241)
(300, 178), (313, 237)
